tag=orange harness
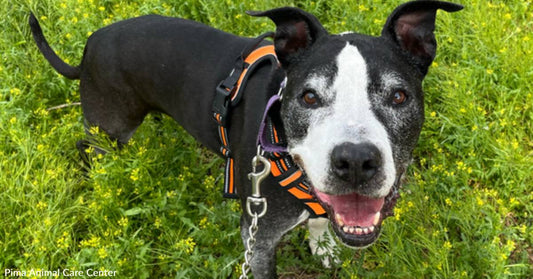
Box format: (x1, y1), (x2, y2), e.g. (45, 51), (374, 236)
(212, 38), (278, 198)
(212, 35), (326, 217)
(264, 119), (327, 217)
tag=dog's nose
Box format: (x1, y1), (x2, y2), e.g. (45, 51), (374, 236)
(330, 142), (382, 185)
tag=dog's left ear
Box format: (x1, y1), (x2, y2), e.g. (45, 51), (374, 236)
(381, 0), (463, 75)
(247, 7), (328, 68)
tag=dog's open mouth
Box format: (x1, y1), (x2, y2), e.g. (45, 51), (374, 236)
(313, 185), (400, 247)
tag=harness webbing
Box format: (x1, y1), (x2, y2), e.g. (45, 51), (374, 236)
(212, 38), (327, 217)
(264, 118), (327, 217)
(213, 43), (278, 198)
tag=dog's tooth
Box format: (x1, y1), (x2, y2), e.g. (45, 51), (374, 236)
(336, 213), (344, 226)
(362, 227), (369, 234)
(368, 226), (375, 233)
(355, 227), (363, 235)
(349, 226), (355, 234)
(343, 226), (349, 233)
(373, 212), (381, 226)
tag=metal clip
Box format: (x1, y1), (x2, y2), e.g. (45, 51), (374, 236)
(246, 147), (270, 218)
(277, 77), (287, 101)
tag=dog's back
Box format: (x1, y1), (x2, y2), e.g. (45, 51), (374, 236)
(29, 13), (264, 149)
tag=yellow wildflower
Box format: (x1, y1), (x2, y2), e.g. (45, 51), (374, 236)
(37, 201), (48, 210)
(118, 217), (128, 227)
(98, 247), (108, 259)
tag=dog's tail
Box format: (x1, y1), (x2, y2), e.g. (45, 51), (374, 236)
(29, 13), (80, 80)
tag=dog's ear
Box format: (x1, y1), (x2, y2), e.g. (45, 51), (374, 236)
(381, 1), (463, 75)
(247, 7), (328, 68)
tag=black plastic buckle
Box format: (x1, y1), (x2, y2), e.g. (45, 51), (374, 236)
(212, 81), (233, 126)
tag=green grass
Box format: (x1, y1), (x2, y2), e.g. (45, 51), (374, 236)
(1, 0), (532, 278)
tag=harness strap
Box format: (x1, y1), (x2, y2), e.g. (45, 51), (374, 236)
(231, 45), (278, 104)
(213, 36), (278, 198)
(213, 33), (277, 126)
(263, 115), (327, 217)
(213, 36), (327, 217)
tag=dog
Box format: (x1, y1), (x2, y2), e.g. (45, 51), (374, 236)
(30, 1), (462, 278)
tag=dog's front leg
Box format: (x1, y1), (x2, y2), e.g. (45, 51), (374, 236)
(240, 210), (309, 279)
(308, 217), (340, 268)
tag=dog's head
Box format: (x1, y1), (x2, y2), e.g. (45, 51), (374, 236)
(251, 1), (462, 247)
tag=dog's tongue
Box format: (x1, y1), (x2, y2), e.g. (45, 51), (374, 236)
(315, 190), (384, 227)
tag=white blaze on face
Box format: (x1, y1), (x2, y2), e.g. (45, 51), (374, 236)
(289, 43), (396, 197)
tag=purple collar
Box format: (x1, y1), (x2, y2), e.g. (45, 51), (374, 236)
(256, 79), (288, 153)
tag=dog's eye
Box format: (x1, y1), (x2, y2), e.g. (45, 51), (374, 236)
(392, 90), (407, 105)
(301, 91), (319, 107)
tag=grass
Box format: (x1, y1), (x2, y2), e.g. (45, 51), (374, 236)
(1, 0), (532, 278)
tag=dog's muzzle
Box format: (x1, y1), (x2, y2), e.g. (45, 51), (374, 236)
(312, 141), (400, 247)
(313, 180), (401, 247)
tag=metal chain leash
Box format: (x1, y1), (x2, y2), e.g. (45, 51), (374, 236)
(239, 147), (270, 279)
(239, 211), (258, 279)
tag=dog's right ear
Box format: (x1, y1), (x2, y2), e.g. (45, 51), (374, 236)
(247, 7), (328, 68)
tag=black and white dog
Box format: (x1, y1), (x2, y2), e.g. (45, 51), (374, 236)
(30, 1), (462, 278)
